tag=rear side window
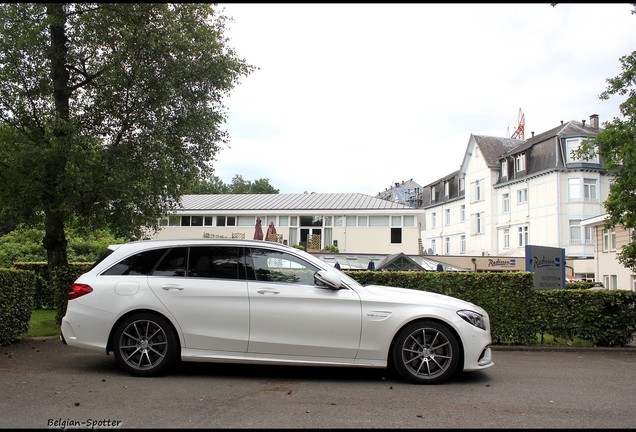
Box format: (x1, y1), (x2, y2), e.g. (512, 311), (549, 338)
(101, 248), (168, 276)
(152, 247), (188, 277)
(187, 246), (245, 280)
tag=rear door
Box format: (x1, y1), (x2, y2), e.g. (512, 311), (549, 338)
(147, 245), (250, 352)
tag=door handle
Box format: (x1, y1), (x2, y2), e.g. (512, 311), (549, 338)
(161, 284), (184, 291)
(257, 289), (280, 295)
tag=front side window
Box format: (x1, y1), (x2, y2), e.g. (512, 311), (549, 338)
(247, 248), (319, 285)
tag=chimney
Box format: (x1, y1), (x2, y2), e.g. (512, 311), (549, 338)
(531, 131), (535, 137)
(590, 114), (599, 129)
(582, 119), (586, 127)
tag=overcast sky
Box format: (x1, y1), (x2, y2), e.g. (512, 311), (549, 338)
(213, 3), (635, 196)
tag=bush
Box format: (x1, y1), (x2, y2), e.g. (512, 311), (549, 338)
(0, 268), (37, 345)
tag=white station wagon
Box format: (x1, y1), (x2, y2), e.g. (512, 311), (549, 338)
(61, 239), (494, 384)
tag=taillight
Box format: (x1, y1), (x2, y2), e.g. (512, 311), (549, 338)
(68, 283), (93, 300)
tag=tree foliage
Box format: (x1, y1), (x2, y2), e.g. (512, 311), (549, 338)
(578, 46), (636, 269)
(0, 224), (124, 268)
(184, 174), (279, 194)
(0, 4), (254, 276)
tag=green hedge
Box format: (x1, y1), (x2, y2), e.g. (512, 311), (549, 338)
(0, 268), (37, 345)
(3, 263), (635, 348)
(344, 270), (636, 347)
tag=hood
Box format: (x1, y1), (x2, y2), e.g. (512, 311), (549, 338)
(362, 284), (483, 312)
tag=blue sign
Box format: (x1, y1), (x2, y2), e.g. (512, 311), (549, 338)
(525, 245), (566, 290)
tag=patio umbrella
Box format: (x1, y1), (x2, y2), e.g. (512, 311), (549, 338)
(253, 217), (264, 240)
(265, 221), (277, 241)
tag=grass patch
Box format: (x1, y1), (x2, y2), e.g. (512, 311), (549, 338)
(536, 333), (594, 347)
(24, 309), (59, 338)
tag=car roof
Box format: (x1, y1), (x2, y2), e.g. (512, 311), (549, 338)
(108, 238), (293, 252)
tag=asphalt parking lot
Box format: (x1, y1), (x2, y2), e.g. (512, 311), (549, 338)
(1, 337), (636, 429)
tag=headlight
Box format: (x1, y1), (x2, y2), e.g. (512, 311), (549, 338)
(457, 310), (486, 330)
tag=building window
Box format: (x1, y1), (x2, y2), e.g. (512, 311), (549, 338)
(518, 226), (529, 246)
(471, 180), (482, 202)
(583, 178), (598, 202)
(431, 239), (436, 255)
(569, 220), (582, 244)
(567, 137), (599, 163)
(431, 212), (437, 228)
(569, 220), (592, 245)
(460, 235), (466, 254)
(369, 216), (390, 226)
(504, 228), (510, 249)
(458, 177), (465, 192)
(568, 178), (581, 201)
(358, 216), (368, 227)
(501, 160), (508, 178)
(502, 193), (510, 213)
(603, 275), (618, 290)
(603, 228), (616, 251)
(472, 213), (483, 235)
(517, 188), (528, 204)
(431, 186), (436, 202)
(445, 209), (451, 226)
(444, 181), (450, 197)
(391, 228), (402, 244)
(445, 237), (450, 255)
(460, 205), (465, 222)
(216, 216), (236, 227)
(516, 153), (526, 172)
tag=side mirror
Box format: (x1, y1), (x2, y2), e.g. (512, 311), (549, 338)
(314, 269), (342, 289)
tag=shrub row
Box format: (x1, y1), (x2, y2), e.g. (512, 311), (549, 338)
(2, 265), (635, 347)
(345, 270), (636, 347)
(0, 268), (37, 345)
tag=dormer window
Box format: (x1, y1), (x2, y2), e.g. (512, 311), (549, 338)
(566, 137), (599, 163)
(516, 153), (526, 172)
(501, 160), (508, 178)
(444, 181), (450, 197)
(431, 186), (436, 202)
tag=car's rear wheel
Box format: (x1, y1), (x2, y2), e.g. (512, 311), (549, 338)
(113, 313), (178, 377)
(392, 320), (460, 384)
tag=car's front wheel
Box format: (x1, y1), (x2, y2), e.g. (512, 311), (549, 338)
(392, 320), (460, 384)
(113, 313), (179, 377)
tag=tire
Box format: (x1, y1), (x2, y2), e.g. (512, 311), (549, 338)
(392, 320), (460, 385)
(113, 313), (179, 377)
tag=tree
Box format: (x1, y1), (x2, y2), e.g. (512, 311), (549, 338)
(183, 174), (279, 194)
(0, 4), (254, 281)
(228, 174), (280, 194)
(578, 47), (636, 270)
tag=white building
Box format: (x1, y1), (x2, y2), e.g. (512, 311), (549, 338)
(151, 192), (425, 256)
(419, 114), (610, 280)
(582, 214), (635, 291)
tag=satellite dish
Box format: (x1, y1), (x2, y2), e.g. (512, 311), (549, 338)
(427, 248), (434, 255)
